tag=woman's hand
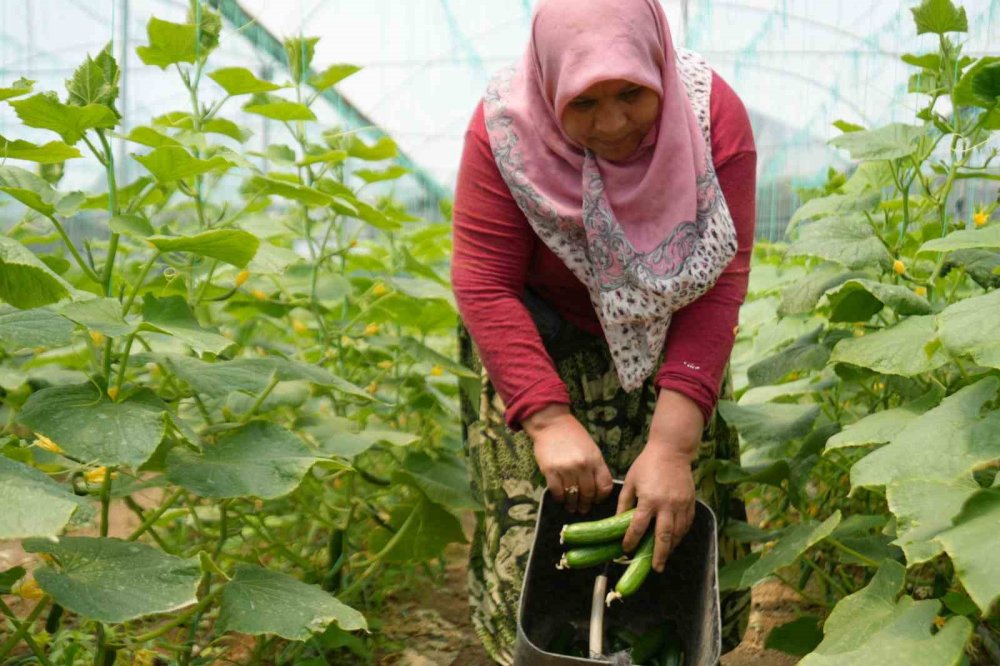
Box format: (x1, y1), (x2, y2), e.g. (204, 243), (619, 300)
(617, 390), (704, 572)
(524, 404), (614, 515)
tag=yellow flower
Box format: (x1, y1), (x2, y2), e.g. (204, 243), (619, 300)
(292, 319), (308, 334)
(134, 649), (158, 666)
(892, 259), (906, 275)
(973, 211), (989, 228)
(89, 330), (106, 346)
(853, 327), (865, 337)
(933, 616), (947, 629)
(341, 335), (352, 347)
(350, 240), (358, 248)
(235, 269), (250, 287)
(372, 282), (389, 296)
(251, 288), (268, 301)
(873, 382), (885, 392)
(364, 323), (380, 336)
(430, 364), (443, 377)
(84, 467), (118, 485)
(378, 360), (393, 370)
(107, 386), (119, 401)
(33, 434), (63, 454)
(365, 381), (378, 395)
(13, 576), (43, 600)
(914, 286), (927, 298)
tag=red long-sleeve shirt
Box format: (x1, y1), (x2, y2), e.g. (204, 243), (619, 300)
(452, 70), (756, 430)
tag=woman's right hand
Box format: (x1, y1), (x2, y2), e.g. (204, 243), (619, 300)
(523, 404), (614, 515)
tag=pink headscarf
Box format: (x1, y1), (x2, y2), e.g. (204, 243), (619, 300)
(483, 0), (737, 390)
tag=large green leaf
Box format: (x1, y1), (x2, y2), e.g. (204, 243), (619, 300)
(830, 315), (947, 376)
(851, 377), (1000, 488)
(392, 450), (481, 512)
(140, 294), (234, 355)
(22, 536), (199, 623)
(309, 64), (361, 91)
(57, 297), (133, 337)
(346, 135), (397, 161)
(149, 229), (259, 268)
(366, 495), (467, 564)
(937, 288), (1000, 369)
(284, 36), (319, 84)
(217, 565), (366, 640)
(828, 123), (927, 161)
(9, 93), (117, 144)
(166, 421), (319, 499)
(355, 166), (408, 183)
(301, 419), (419, 460)
(0, 307), (74, 349)
(248, 242), (302, 274)
(739, 375), (836, 405)
(18, 384), (167, 467)
(910, 0), (968, 35)
(243, 100), (316, 121)
(934, 490), (1000, 614)
(0, 135), (82, 163)
(799, 561), (971, 666)
(765, 616), (824, 657)
(887, 477), (979, 564)
(208, 67), (282, 96)
(717, 401), (821, 449)
(919, 225), (1000, 252)
(787, 216), (891, 270)
(121, 126), (183, 149)
(955, 57), (1000, 108)
(133, 146), (234, 182)
(67, 43), (120, 110)
(825, 389), (943, 451)
(778, 266), (868, 316)
(0, 77), (34, 101)
(0, 457), (87, 539)
(822, 279), (931, 322)
(398, 336), (477, 378)
(136, 18), (199, 68)
(0, 236), (73, 308)
(746, 327), (829, 386)
(787, 192), (881, 235)
(246, 176), (332, 206)
(724, 512), (841, 590)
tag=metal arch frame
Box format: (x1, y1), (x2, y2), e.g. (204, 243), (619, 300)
(206, 0), (450, 207)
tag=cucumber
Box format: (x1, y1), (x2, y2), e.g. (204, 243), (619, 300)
(560, 508), (636, 545)
(658, 637), (684, 666)
(605, 531), (655, 605)
(557, 541), (625, 569)
(629, 625), (669, 664)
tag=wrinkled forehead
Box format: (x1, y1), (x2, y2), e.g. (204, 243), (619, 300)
(532, 0), (665, 115)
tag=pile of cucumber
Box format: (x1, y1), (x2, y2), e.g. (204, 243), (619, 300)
(557, 508), (655, 605)
(544, 621), (685, 666)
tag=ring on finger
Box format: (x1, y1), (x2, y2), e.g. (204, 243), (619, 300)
(565, 485), (579, 496)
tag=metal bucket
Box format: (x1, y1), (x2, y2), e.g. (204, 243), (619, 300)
(513, 480), (721, 666)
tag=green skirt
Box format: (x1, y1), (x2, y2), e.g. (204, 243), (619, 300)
(459, 308), (751, 665)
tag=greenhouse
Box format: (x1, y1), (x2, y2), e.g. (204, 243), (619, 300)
(0, 0), (997, 664)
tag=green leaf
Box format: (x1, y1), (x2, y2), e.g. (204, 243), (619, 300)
(247, 176), (332, 206)
(284, 36), (319, 84)
(217, 564), (366, 640)
(919, 225), (1000, 252)
(66, 42), (120, 111)
(0, 135), (82, 163)
(393, 450), (481, 512)
(154, 111), (252, 142)
(148, 229), (259, 268)
(937, 288), (1000, 369)
(136, 18), (199, 69)
(934, 489), (1000, 614)
(910, 0), (968, 35)
(109, 213), (155, 238)
(747, 327), (829, 386)
(970, 62), (1000, 102)
(830, 315), (947, 376)
(765, 616), (824, 656)
(248, 242), (302, 274)
(19, 384), (167, 467)
(943, 249), (1000, 290)
(56, 297), (133, 337)
(851, 377), (1000, 488)
(243, 100), (316, 121)
(825, 389), (943, 451)
(902, 53), (941, 70)
(801, 561), (971, 666)
(140, 294), (234, 355)
(714, 460), (790, 487)
(354, 165), (408, 183)
(208, 67), (282, 95)
(788, 216), (891, 270)
(0, 456), (87, 539)
(955, 57), (1000, 108)
(133, 146), (234, 182)
(9, 93), (117, 144)
(0, 566), (27, 594)
(122, 126), (182, 149)
(717, 401), (820, 449)
(739, 375), (836, 405)
(0, 77), (34, 101)
(0, 236), (73, 308)
(732, 512), (841, 589)
(366, 495), (467, 564)
(822, 279), (931, 322)
(828, 123), (926, 161)
(166, 421), (318, 499)
(22, 536), (200, 623)
(0, 307), (74, 349)
(347, 136), (397, 161)
(309, 64), (361, 91)
(788, 191), (881, 234)
(778, 266), (868, 317)
(887, 477), (979, 564)
(398, 336), (477, 378)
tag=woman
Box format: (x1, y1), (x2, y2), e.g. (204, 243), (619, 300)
(451, 0), (756, 662)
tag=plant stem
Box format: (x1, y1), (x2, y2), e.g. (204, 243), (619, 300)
(240, 375), (280, 422)
(45, 215), (101, 282)
(0, 597), (54, 666)
(827, 538), (881, 568)
(122, 252), (160, 316)
(131, 586), (223, 644)
(96, 130), (121, 297)
(114, 333), (137, 398)
(128, 488), (186, 541)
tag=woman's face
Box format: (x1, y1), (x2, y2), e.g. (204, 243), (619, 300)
(560, 79), (661, 162)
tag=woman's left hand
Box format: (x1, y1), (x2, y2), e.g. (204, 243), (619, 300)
(616, 390), (704, 573)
